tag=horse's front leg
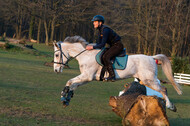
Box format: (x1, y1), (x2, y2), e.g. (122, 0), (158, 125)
(61, 86), (74, 106)
(61, 73), (92, 106)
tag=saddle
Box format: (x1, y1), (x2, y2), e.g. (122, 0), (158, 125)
(95, 48), (128, 70)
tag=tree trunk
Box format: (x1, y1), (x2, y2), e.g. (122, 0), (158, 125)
(144, 0), (150, 55)
(153, 2), (161, 55)
(18, 19), (22, 39)
(44, 20), (49, 45)
(15, 25), (19, 39)
(16, 3), (22, 39)
(16, 18), (22, 39)
(50, 16), (56, 43)
(37, 18), (42, 44)
(184, 24), (189, 56)
(171, 0), (182, 56)
(29, 16), (35, 40)
(137, 0), (142, 54)
(183, 5), (190, 57)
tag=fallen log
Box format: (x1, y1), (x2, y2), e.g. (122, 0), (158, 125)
(30, 39), (37, 43)
(0, 42), (6, 48)
(109, 81), (169, 126)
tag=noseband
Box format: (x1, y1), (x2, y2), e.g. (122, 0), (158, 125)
(54, 43), (86, 67)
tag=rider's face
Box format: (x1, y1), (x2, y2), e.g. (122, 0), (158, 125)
(93, 21), (102, 28)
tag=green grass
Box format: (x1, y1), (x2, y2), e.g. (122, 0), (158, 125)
(0, 43), (190, 126)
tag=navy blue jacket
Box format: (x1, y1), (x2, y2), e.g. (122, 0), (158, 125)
(93, 25), (121, 49)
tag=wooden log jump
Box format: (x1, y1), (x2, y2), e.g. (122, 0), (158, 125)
(109, 81), (169, 126)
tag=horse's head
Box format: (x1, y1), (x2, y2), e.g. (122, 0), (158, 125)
(53, 36), (88, 73)
(53, 42), (70, 73)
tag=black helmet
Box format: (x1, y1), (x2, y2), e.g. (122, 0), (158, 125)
(91, 15), (105, 24)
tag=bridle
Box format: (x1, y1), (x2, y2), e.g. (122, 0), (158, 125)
(54, 43), (86, 67)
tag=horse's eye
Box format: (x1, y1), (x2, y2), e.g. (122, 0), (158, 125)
(56, 54), (59, 57)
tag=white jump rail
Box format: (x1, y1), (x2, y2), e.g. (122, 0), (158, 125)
(174, 73), (190, 85)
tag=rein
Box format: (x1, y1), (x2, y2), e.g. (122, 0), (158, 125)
(54, 43), (86, 66)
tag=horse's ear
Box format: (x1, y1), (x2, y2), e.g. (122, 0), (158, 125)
(54, 42), (59, 48)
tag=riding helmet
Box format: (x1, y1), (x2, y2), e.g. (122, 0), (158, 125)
(91, 15), (105, 24)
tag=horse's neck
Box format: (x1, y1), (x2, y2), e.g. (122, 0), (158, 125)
(76, 50), (100, 74)
(71, 45), (99, 64)
(76, 50), (99, 64)
(66, 43), (85, 57)
(64, 43), (100, 67)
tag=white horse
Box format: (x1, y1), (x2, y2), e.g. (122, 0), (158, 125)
(53, 36), (182, 111)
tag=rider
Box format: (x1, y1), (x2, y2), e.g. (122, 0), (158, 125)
(86, 15), (124, 81)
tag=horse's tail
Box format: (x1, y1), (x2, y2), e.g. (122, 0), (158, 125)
(152, 54), (182, 95)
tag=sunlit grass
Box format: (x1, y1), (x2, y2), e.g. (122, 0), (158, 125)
(0, 44), (190, 126)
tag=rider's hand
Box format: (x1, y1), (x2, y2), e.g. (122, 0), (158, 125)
(86, 45), (93, 50)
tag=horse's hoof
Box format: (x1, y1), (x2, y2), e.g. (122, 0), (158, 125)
(61, 100), (69, 107)
(63, 102), (69, 108)
(61, 96), (70, 107)
(63, 104), (68, 108)
(61, 96), (67, 102)
(168, 103), (177, 112)
(62, 101), (69, 107)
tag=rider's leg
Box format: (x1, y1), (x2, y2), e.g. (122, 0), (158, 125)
(102, 41), (123, 81)
(100, 66), (107, 81)
(106, 64), (116, 81)
(102, 51), (115, 81)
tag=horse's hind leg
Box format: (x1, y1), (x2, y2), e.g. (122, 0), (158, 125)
(141, 78), (176, 112)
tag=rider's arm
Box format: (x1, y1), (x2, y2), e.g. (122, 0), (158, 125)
(93, 28), (109, 49)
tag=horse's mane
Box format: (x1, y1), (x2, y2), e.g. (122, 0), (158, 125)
(63, 36), (89, 47)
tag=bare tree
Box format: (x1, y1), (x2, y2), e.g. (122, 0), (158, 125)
(0, 0), (29, 39)
(0, 0), (189, 57)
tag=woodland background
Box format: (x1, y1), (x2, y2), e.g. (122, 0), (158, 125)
(0, 0), (190, 57)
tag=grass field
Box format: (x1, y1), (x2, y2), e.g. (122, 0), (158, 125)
(0, 43), (190, 126)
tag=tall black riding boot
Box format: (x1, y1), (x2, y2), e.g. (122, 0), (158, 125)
(100, 66), (107, 81)
(104, 65), (116, 82)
